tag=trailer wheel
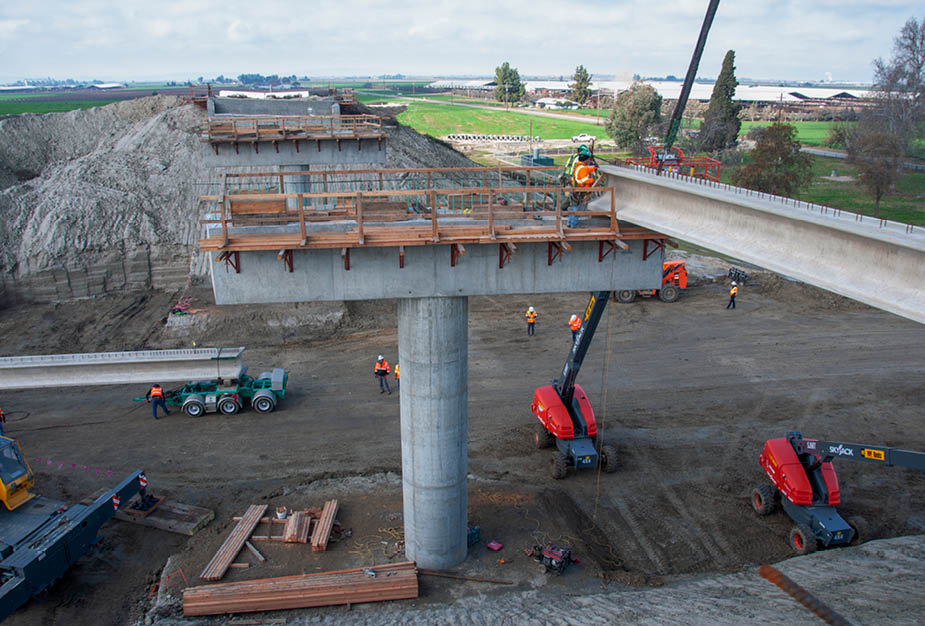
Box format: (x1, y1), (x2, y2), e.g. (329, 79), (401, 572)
(534, 424), (554, 449)
(790, 524), (817, 555)
(659, 284), (680, 302)
(616, 290), (636, 304)
(218, 397), (240, 415)
(600, 444), (619, 473)
(252, 393), (276, 414)
(550, 452), (568, 479)
(848, 515), (871, 545)
(183, 400), (205, 418)
(751, 485), (778, 515)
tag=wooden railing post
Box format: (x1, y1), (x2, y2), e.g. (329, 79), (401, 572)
(356, 192), (364, 244)
(610, 188), (617, 232)
(298, 193), (307, 245)
(429, 190), (438, 242)
(488, 189), (496, 240)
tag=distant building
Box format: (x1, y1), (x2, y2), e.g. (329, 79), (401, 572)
(534, 97), (579, 110)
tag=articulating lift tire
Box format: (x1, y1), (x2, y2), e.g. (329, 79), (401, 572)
(790, 523), (817, 555)
(848, 515), (871, 546)
(534, 424), (554, 449)
(550, 451), (568, 479)
(659, 284), (680, 303)
(600, 444), (619, 473)
(751, 485), (778, 515)
(616, 290), (636, 304)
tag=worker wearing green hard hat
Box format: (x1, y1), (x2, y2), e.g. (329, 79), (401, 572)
(577, 144), (591, 157)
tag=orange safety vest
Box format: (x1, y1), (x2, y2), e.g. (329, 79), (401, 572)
(569, 317), (582, 331)
(149, 386), (164, 399)
(526, 311), (537, 323)
(375, 359), (390, 375)
(572, 163), (598, 187)
(394, 363), (400, 379)
(730, 286), (738, 296)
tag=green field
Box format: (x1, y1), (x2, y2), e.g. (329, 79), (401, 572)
(0, 100), (119, 116)
(721, 155), (925, 225)
(396, 102), (603, 139)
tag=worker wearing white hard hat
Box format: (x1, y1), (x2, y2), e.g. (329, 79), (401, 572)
(569, 314), (582, 343)
(525, 306), (538, 336)
(727, 281), (738, 310)
(374, 355), (392, 394)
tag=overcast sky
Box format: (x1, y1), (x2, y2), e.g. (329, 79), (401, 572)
(0, 1), (919, 84)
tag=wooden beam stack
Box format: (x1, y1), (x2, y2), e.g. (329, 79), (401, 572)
(183, 562), (418, 616)
(281, 511), (312, 543)
(310, 500), (338, 552)
(200, 505), (268, 581)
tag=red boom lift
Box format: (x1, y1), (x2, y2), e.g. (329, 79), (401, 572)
(752, 431), (925, 554)
(531, 291), (618, 479)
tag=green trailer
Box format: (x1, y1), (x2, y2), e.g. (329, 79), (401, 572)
(138, 367), (288, 417)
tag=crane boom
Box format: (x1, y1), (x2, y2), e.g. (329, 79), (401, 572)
(554, 291), (611, 408)
(790, 433), (925, 470)
(658, 0), (721, 172)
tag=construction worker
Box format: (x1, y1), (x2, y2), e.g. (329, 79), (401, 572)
(146, 384), (170, 419)
(569, 314), (582, 342)
(727, 281), (738, 309)
(374, 355), (392, 394)
(568, 148), (599, 226)
(394, 362), (400, 391)
(525, 306), (537, 336)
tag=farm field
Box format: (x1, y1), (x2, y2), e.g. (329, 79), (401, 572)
(396, 102), (603, 140)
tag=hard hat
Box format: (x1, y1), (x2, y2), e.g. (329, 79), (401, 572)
(378, 354), (384, 360)
(570, 314), (578, 322)
(577, 144), (591, 157)
(731, 281), (737, 285)
(528, 306), (535, 312)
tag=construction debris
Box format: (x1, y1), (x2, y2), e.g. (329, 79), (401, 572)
(182, 561), (418, 616)
(115, 497), (214, 536)
(310, 499), (339, 552)
(245, 541), (266, 562)
(200, 505), (268, 581)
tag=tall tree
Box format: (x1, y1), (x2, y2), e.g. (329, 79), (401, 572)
(871, 16), (924, 157)
(494, 62), (525, 104)
(570, 65), (592, 105)
(699, 50), (742, 152)
(847, 119), (904, 217)
(731, 122), (812, 196)
(606, 83), (662, 152)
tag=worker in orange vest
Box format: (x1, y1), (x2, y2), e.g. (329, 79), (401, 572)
(394, 362), (400, 391)
(569, 314), (582, 342)
(727, 281), (738, 309)
(146, 384), (170, 419)
(525, 306), (537, 336)
(374, 355), (392, 394)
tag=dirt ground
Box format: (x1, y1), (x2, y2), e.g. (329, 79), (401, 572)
(1, 269), (923, 625)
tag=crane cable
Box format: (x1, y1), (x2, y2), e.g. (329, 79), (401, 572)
(592, 294), (617, 521)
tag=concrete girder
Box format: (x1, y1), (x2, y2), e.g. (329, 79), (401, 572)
(596, 165), (925, 324)
(0, 348), (246, 390)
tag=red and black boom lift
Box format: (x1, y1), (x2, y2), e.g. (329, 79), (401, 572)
(531, 291), (618, 479)
(752, 431), (925, 554)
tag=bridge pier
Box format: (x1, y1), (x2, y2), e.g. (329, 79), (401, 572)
(398, 296), (468, 569)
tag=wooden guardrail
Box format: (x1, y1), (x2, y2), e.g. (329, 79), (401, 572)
(202, 115), (383, 142)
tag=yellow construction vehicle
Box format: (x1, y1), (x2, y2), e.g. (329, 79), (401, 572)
(0, 436), (35, 510)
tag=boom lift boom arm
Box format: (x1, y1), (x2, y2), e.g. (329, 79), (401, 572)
(555, 291), (612, 410)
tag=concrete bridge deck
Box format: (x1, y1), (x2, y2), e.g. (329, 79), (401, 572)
(595, 164), (925, 324)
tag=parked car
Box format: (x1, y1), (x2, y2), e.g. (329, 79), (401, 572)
(571, 133), (595, 143)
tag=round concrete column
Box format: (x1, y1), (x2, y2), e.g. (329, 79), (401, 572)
(398, 296), (468, 569)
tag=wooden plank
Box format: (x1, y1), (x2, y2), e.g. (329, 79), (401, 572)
(310, 500), (338, 552)
(183, 562), (418, 616)
(200, 505), (268, 581)
(115, 498), (214, 536)
(282, 511), (312, 543)
(245, 541), (266, 562)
